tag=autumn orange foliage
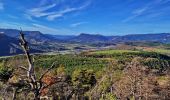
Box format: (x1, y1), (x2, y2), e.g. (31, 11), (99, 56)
(40, 74), (58, 96)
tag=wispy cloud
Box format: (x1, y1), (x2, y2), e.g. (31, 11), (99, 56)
(47, 1), (91, 21)
(27, 4), (56, 18)
(8, 15), (18, 19)
(70, 22), (88, 27)
(0, 22), (72, 34)
(0, 2), (4, 10)
(122, 6), (149, 22)
(26, 0), (91, 21)
(122, 0), (165, 22)
(32, 23), (74, 34)
(32, 23), (60, 33)
(24, 14), (39, 22)
(0, 22), (31, 30)
(46, 7), (76, 21)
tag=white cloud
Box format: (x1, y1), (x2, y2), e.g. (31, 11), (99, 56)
(0, 22), (32, 30)
(46, 7), (77, 21)
(0, 22), (59, 33)
(8, 15), (18, 19)
(46, 13), (63, 21)
(27, 4), (56, 17)
(47, 1), (91, 21)
(122, 5), (150, 22)
(30, 4), (56, 13)
(32, 23), (75, 35)
(70, 22), (88, 27)
(133, 7), (149, 15)
(32, 23), (59, 33)
(24, 14), (34, 20)
(0, 2), (4, 10)
(0, 22), (73, 35)
(26, 0), (91, 21)
(122, 0), (165, 22)
(24, 14), (39, 22)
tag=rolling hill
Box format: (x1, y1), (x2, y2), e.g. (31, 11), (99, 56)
(0, 33), (22, 56)
(0, 33), (44, 56)
(112, 33), (170, 43)
(68, 33), (170, 43)
(69, 33), (110, 43)
(0, 29), (62, 43)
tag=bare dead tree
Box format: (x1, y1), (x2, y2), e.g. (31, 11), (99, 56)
(16, 30), (60, 100)
(114, 57), (157, 100)
(19, 31), (34, 78)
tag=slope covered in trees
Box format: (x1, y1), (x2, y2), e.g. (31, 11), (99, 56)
(0, 49), (170, 99)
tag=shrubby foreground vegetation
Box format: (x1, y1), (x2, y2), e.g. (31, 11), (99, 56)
(0, 33), (170, 100)
(0, 50), (170, 100)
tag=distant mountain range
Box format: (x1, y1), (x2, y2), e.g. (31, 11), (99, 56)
(1, 28), (170, 56)
(0, 29), (63, 43)
(113, 33), (170, 43)
(68, 33), (170, 43)
(69, 33), (110, 43)
(1, 28), (170, 43)
(0, 33), (42, 56)
(44, 34), (75, 41)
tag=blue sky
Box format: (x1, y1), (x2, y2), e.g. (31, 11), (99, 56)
(0, 0), (170, 35)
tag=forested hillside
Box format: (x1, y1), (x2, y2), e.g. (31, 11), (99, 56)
(0, 49), (170, 99)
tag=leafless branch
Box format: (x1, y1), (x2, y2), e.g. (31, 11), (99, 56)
(19, 31), (34, 78)
(19, 66), (28, 71)
(39, 62), (58, 81)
